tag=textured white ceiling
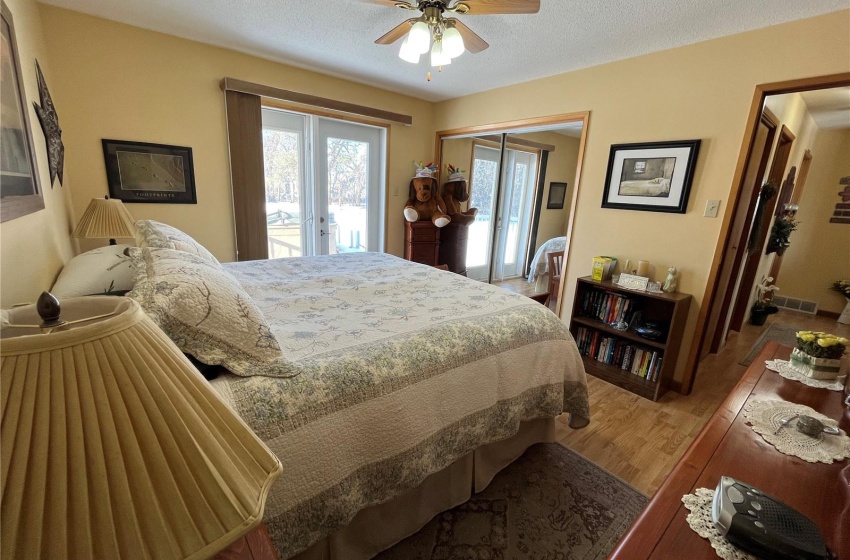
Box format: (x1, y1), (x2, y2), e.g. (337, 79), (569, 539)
(800, 87), (850, 129)
(38, 0), (848, 102)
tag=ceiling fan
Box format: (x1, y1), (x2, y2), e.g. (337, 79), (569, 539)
(369, 0), (540, 71)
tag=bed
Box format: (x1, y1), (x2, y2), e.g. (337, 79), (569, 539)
(527, 236), (567, 282)
(617, 177), (671, 196)
(114, 221), (589, 560)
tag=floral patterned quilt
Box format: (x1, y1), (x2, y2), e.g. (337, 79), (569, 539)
(210, 252), (588, 559)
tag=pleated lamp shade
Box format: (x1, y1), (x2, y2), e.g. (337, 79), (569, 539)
(1, 296), (282, 560)
(72, 196), (136, 242)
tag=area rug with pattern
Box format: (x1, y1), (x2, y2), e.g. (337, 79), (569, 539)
(739, 322), (802, 366)
(377, 443), (647, 560)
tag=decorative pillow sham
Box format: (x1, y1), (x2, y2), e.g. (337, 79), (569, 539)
(52, 244), (135, 297)
(135, 220), (220, 266)
(127, 247), (294, 378)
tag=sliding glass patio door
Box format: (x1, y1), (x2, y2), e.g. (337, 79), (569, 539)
(465, 141), (538, 282)
(262, 108), (385, 258)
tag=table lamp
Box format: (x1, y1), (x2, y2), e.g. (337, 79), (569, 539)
(1, 294), (282, 560)
(73, 196), (136, 245)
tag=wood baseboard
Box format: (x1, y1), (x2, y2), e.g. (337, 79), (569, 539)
(816, 309), (841, 319)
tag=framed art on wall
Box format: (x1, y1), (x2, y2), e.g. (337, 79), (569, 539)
(547, 182), (567, 209)
(602, 140), (701, 213)
(102, 139), (196, 204)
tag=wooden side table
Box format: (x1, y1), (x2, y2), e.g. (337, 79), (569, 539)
(214, 523), (280, 560)
(404, 221), (440, 266)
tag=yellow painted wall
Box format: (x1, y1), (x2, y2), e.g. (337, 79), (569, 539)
(779, 128), (850, 314)
(38, 5), (436, 261)
(509, 132), (580, 253)
(0, 0), (75, 307)
(434, 10), (850, 382)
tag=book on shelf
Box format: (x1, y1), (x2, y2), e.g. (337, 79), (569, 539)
(575, 326), (663, 382)
(579, 289), (638, 326)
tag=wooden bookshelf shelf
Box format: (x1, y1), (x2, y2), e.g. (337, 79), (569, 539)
(569, 276), (692, 401)
(571, 316), (667, 350)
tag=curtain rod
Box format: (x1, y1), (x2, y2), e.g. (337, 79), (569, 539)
(221, 77), (413, 126)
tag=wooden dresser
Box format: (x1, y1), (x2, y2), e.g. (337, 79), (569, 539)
(404, 221), (440, 266)
(610, 341), (850, 559)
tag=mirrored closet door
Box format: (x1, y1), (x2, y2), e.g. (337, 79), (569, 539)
(437, 116), (587, 307)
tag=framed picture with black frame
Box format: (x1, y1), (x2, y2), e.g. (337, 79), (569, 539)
(102, 139), (197, 204)
(547, 182), (567, 209)
(601, 139), (700, 213)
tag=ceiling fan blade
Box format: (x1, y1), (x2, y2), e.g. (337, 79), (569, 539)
(375, 18), (417, 45)
(451, 0), (540, 15)
(446, 18), (489, 53)
(362, 0), (418, 7)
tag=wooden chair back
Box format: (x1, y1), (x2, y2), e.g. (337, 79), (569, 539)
(545, 251), (565, 306)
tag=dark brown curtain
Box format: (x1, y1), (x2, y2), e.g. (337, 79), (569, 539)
(225, 90), (268, 261)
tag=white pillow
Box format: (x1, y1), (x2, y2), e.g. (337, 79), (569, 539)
(52, 244), (135, 297)
(127, 247), (291, 378)
(135, 220), (220, 266)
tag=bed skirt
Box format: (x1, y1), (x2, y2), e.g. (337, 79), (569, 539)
(288, 416), (556, 560)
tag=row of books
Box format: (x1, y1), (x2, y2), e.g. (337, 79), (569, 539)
(578, 289), (638, 326)
(575, 326), (663, 382)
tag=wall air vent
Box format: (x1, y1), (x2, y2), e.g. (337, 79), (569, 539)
(771, 295), (818, 315)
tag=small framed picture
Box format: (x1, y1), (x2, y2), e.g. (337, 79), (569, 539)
(102, 139), (196, 204)
(547, 182), (568, 209)
(602, 140), (701, 213)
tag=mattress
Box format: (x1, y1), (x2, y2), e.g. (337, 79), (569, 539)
(210, 252), (589, 558)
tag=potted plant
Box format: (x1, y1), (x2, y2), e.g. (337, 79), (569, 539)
(765, 216), (798, 255)
(791, 331), (849, 380)
(832, 279), (850, 325)
(750, 275), (779, 326)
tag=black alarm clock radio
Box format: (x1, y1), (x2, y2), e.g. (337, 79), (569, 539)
(712, 477), (829, 560)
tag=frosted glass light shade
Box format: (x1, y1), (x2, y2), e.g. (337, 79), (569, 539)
(430, 39), (452, 67)
(442, 26), (465, 58)
(0, 297), (282, 560)
(72, 196), (136, 240)
(408, 21), (431, 54)
(399, 35), (420, 64)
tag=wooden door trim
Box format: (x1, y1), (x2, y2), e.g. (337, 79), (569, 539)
(791, 150), (813, 205)
(707, 110), (778, 354)
(682, 72), (850, 394)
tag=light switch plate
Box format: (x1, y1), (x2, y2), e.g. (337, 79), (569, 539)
(704, 200), (720, 218)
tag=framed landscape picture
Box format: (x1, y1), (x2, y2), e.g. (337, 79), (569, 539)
(102, 139), (196, 204)
(602, 140), (700, 213)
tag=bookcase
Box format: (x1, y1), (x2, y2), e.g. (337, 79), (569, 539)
(568, 276), (692, 401)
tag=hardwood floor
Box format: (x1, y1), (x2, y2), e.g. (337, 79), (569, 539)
(555, 310), (850, 496)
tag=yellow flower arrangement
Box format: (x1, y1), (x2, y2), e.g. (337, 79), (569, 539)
(795, 330), (849, 359)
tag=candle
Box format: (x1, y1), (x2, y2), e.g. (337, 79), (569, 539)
(637, 260), (650, 277)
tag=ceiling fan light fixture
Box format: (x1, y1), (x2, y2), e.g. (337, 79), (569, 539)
(408, 21), (431, 54)
(399, 35), (421, 63)
(430, 39), (451, 67)
(442, 25), (465, 58)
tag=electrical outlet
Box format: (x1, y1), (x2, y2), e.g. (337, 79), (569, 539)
(704, 199), (720, 218)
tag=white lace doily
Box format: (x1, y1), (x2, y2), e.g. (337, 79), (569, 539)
(743, 399), (850, 463)
(682, 488), (758, 560)
(765, 359), (846, 391)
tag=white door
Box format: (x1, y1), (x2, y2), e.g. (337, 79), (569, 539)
(316, 118), (384, 255)
(494, 149), (537, 280)
(262, 109), (310, 258)
(466, 144), (501, 281)
(262, 108), (386, 257)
